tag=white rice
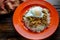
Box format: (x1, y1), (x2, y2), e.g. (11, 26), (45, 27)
(23, 6), (50, 33)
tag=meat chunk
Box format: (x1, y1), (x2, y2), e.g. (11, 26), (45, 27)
(0, 0), (23, 14)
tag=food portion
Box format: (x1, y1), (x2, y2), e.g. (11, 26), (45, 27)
(23, 6), (50, 33)
(0, 0), (23, 14)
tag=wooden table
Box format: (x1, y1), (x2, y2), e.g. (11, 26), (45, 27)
(0, 0), (60, 40)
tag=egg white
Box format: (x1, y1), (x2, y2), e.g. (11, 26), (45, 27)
(25, 6), (44, 18)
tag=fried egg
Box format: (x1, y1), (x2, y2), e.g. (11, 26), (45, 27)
(25, 6), (44, 18)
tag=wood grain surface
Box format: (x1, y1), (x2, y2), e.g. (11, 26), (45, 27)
(0, 0), (60, 40)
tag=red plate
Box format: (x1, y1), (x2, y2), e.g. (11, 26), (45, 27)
(13, 0), (59, 40)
